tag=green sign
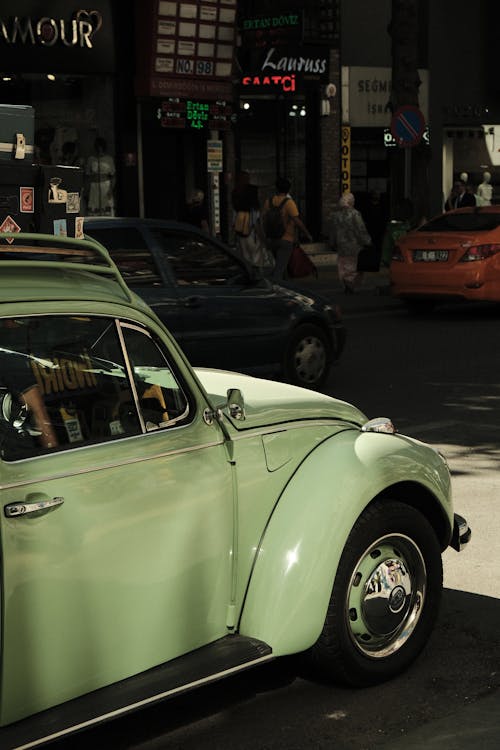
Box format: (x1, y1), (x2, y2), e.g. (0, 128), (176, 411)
(186, 100), (209, 130)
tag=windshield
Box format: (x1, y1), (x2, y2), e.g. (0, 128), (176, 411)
(419, 212), (500, 233)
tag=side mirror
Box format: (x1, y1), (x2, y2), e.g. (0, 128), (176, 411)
(227, 388), (245, 421)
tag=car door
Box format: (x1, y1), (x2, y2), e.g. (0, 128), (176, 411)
(84, 222), (183, 339)
(149, 226), (290, 373)
(0, 313), (234, 726)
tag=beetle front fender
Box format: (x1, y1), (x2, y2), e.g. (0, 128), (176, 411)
(238, 429), (452, 655)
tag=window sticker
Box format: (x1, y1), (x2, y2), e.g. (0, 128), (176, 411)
(66, 192), (81, 214)
(20, 187), (34, 213)
(75, 217), (84, 239)
(53, 218), (68, 236)
(0, 215), (21, 243)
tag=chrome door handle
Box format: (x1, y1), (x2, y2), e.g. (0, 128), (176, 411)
(4, 496), (64, 518)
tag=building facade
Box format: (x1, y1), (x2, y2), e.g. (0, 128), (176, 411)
(0, 0), (343, 241)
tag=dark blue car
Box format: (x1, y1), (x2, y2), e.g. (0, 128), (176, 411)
(84, 218), (345, 389)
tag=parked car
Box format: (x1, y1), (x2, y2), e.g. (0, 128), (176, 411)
(390, 205), (500, 310)
(0, 233), (470, 750)
(84, 217), (344, 389)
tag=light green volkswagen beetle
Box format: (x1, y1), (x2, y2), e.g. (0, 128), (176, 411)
(0, 234), (470, 749)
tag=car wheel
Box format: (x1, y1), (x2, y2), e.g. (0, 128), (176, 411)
(284, 324), (331, 389)
(308, 501), (443, 686)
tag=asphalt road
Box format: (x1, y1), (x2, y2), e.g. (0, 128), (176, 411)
(54, 278), (500, 750)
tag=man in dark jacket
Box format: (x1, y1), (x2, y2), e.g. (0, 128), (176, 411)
(452, 180), (476, 208)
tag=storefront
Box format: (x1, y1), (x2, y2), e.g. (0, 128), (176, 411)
(341, 65), (430, 217)
(0, 2), (119, 215)
(442, 118), (499, 208)
(134, 0), (237, 236)
(235, 10), (332, 237)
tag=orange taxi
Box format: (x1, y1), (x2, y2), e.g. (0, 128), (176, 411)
(390, 205), (500, 309)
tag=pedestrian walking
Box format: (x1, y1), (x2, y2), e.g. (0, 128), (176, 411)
(231, 171), (269, 269)
(262, 177), (312, 280)
(183, 188), (210, 233)
(329, 192), (371, 293)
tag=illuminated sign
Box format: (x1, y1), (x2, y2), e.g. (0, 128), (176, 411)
(384, 127), (430, 147)
(0, 10), (103, 48)
(156, 99), (232, 130)
(241, 74), (296, 93)
(241, 13), (302, 48)
(238, 45), (328, 94)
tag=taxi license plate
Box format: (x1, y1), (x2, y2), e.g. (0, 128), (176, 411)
(413, 250), (448, 262)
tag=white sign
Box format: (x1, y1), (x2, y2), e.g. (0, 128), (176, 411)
(207, 140), (223, 172)
(343, 66), (429, 127)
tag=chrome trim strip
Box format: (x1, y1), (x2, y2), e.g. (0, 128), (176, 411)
(10, 654), (275, 750)
(227, 419), (358, 440)
(0, 439), (225, 491)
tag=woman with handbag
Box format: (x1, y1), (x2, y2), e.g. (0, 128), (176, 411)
(231, 172), (272, 271)
(329, 191), (372, 294)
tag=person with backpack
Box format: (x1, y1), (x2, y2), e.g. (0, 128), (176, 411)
(262, 177), (313, 280)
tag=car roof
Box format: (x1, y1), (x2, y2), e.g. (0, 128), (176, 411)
(0, 232), (141, 307)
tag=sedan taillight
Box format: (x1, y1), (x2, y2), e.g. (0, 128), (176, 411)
(459, 244), (500, 262)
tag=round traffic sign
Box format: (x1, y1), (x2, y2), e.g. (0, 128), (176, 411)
(390, 105), (426, 147)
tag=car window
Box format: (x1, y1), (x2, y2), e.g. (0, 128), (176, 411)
(0, 316), (190, 461)
(151, 228), (244, 286)
(120, 324), (190, 432)
(419, 213), (500, 232)
(85, 227), (163, 286)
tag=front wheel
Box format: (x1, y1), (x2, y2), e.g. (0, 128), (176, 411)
(308, 501), (443, 686)
(283, 323), (331, 389)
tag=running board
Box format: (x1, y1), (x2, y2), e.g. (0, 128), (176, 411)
(1, 635), (273, 750)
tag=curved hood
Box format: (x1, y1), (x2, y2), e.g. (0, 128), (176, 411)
(194, 368), (367, 430)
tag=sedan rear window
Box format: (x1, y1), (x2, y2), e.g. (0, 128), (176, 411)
(86, 227), (163, 286)
(419, 212), (500, 233)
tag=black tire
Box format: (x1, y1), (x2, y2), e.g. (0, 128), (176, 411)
(284, 323), (331, 389)
(308, 501), (443, 687)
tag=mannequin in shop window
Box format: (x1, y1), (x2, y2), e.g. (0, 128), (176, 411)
(85, 137), (116, 216)
(477, 171), (493, 205)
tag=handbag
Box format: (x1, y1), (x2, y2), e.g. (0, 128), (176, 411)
(356, 243), (379, 272)
(238, 222), (275, 270)
(287, 244), (317, 279)
(234, 210), (251, 237)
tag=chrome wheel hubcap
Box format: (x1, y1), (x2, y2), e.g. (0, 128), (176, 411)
(345, 534), (426, 658)
(293, 336), (326, 384)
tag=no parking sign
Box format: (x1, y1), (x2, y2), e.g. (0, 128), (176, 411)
(390, 105), (426, 147)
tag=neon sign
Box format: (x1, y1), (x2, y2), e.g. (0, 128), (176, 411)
(241, 74), (296, 93)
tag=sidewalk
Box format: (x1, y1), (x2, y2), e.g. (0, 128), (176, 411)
(295, 244), (403, 314)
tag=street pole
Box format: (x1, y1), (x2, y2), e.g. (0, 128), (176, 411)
(388, 0), (428, 221)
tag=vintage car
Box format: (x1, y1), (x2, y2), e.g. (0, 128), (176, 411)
(0, 234), (470, 750)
